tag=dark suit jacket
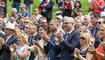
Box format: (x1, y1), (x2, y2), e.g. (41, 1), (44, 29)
(6, 35), (18, 46)
(0, 44), (11, 60)
(28, 33), (41, 60)
(0, 33), (6, 40)
(55, 29), (80, 60)
(28, 33), (41, 46)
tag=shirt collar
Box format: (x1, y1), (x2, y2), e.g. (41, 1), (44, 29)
(33, 32), (37, 36)
(68, 28), (74, 34)
(7, 34), (13, 39)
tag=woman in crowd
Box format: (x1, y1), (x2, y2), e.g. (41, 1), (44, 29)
(10, 32), (30, 60)
(75, 19), (82, 30)
(89, 24), (105, 60)
(62, 0), (74, 17)
(74, 32), (93, 60)
(33, 25), (48, 60)
(71, 1), (81, 18)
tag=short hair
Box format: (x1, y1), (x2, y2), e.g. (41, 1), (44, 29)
(39, 25), (49, 33)
(39, 17), (47, 23)
(11, 8), (17, 13)
(50, 19), (59, 25)
(63, 16), (75, 23)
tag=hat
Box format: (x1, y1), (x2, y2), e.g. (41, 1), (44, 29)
(101, 12), (105, 17)
(19, 4), (26, 8)
(56, 15), (63, 19)
(56, 11), (62, 15)
(4, 22), (15, 31)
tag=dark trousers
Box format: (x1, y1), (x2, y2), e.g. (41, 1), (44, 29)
(12, 2), (20, 13)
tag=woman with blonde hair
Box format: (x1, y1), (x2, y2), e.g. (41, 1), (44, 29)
(10, 32), (30, 60)
(74, 32), (93, 60)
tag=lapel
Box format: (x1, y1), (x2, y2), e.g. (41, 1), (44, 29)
(66, 30), (76, 42)
(7, 35), (14, 42)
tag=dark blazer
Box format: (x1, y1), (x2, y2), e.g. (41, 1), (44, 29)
(6, 35), (18, 46)
(55, 29), (80, 60)
(44, 34), (61, 60)
(28, 33), (41, 60)
(0, 44), (11, 60)
(28, 33), (41, 46)
(0, 33), (6, 40)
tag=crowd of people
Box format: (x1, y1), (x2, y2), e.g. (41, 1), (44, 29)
(0, 0), (105, 60)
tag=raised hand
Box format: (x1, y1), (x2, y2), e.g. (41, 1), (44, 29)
(57, 32), (64, 41)
(88, 45), (97, 55)
(74, 48), (80, 56)
(101, 42), (105, 51)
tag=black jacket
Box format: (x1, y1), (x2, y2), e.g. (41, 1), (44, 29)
(6, 35), (18, 46)
(0, 44), (11, 60)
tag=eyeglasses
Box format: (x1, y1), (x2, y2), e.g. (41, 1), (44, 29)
(63, 22), (72, 24)
(100, 29), (104, 31)
(96, 22), (103, 24)
(80, 37), (86, 40)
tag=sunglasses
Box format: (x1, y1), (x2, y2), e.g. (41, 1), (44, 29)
(96, 22), (102, 24)
(100, 29), (104, 31)
(80, 37), (86, 40)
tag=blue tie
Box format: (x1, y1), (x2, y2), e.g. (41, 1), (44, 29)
(65, 33), (69, 41)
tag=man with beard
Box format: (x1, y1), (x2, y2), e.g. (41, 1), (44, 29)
(44, 19), (64, 60)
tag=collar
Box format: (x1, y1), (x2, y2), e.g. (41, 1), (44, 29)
(68, 28), (74, 34)
(33, 32), (37, 36)
(7, 34), (13, 39)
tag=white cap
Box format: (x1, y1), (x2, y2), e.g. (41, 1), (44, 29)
(56, 15), (63, 19)
(4, 22), (15, 31)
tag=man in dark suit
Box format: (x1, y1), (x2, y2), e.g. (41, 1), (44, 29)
(0, 23), (6, 40)
(0, 37), (11, 60)
(28, 25), (41, 60)
(55, 17), (80, 60)
(44, 19), (63, 60)
(4, 22), (18, 46)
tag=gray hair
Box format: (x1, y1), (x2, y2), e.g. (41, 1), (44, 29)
(11, 8), (17, 13)
(63, 16), (75, 23)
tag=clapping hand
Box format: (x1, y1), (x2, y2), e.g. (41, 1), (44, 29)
(88, 45), (97, 55)
(101, 42), (105, 52)
(74, 48), (80, 56)
(57, 32), (64, 41)
(33, 40), (40, 47)
(12, 44), (17, 51)
(0, 38), (4, 47)
(42, 35), (50, 43)
(54, 33), (60, 43)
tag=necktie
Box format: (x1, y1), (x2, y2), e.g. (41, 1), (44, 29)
(65, 33), (69, 41)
